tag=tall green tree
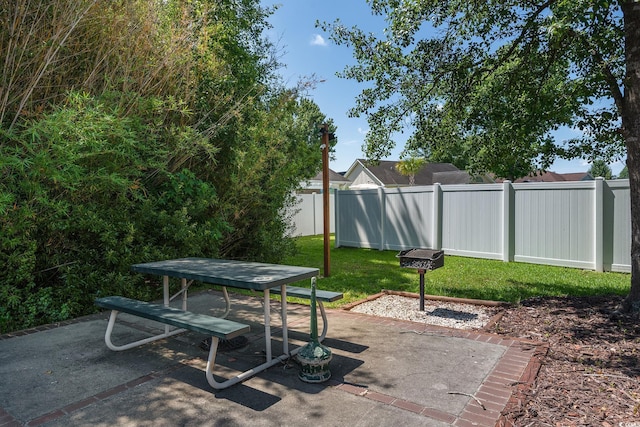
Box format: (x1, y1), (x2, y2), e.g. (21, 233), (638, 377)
(396, 156), (426, 186)
(213, 92), (334, 261)
(321, 1), (640, 311)
(619, 165), (629, 179)
(588, 160), (613, 179)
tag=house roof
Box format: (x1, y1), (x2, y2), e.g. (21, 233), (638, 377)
(511, 171), (593, 183)
(310, 169), (352, 183)
(299, 168), (352, 192)
(349, 159), (462, 186)
(433, 170), (472, 185)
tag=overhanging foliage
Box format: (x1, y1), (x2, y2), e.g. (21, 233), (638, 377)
(0, 0), (334, 332)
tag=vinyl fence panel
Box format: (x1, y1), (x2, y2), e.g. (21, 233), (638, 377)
(330, 178), (631, 272)
(441, 184), (504, 260)
(334, 189), (382, 248)
(382, 187), (434, 250)
(513, 182), (595, 269)
(608, 181), (631, 272)
(288, 193), (334, 237)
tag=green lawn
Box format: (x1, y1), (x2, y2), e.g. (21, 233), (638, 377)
(282, 235), (631, 307)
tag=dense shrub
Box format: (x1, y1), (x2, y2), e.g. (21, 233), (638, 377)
(0, 0), (329, 333)
(0, 93), (229, 332)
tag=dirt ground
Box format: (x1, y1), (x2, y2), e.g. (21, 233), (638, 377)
(491, 295), (640, 426)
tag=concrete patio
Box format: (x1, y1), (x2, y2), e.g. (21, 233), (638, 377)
(0, 290), (544, 426)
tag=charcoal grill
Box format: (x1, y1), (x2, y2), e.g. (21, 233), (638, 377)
(397, 249), (444, 311)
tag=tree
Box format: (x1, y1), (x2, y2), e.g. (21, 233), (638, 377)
(321, 1), (640, 312)
(619, 165), (629, 179)
(589, 160), (613, 179)
(0, 0), (334, 332)
(213, 92), (335, 261)
(396, 156), (426, 186)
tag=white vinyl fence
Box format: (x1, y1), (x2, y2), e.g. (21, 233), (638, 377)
(331, 179), (631, 273)
(288, 193), (335, 237)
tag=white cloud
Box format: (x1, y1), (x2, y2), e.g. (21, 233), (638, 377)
(357, 127), (369, 135)
(310, 34), (327, 46)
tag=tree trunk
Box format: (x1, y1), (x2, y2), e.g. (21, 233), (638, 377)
(621, 1), (640, 312)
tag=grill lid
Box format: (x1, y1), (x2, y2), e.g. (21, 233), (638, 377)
(397, 249), (444, 270)
(397, 249), (441, 260)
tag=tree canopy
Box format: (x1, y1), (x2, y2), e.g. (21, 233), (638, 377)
(321, 0), (627, 180)
(321, 1), (640, 310)
(588, 159), (614, 179)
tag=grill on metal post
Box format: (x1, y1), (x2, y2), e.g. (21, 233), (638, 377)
(397, 249), (444, 311)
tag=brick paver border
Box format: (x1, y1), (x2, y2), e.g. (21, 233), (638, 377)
(328, 310), (547, 427)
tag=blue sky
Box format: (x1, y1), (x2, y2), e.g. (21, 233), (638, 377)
(262, 1), (625, 176)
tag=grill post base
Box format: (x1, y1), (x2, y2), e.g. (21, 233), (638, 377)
(397, 249), (444, 312)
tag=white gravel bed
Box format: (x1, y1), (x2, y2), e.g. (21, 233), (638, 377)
(349, 294), (500, 330)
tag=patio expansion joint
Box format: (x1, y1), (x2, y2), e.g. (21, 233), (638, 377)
(7, 364), (179, 427)
(330, 380), (457, 424)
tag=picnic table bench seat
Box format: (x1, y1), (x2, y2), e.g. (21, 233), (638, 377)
(270, 286), (343, 302)
(95, 296), (249, 341)
(269, 286), (343, 342)
(95, 295), (252, 389)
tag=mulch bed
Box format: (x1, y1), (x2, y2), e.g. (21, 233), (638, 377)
(491, 295), (640, 426)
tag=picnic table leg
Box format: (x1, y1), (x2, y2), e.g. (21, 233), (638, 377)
(264, 289), (272, 361)
(163, 275), (170, 335)
(205, 336), (248, 389)
(220, 287), (231, 319)
(103, 309), (185, 351)
(181, 278), (188, 310)
(281, 284), (288, 355)
(205, 335), (292, 390)
(168, 279), (195, 309)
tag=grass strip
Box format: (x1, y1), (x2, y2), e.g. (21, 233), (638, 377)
(282, 235), (630, 307)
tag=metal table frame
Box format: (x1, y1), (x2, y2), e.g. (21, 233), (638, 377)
(130, 258), (319, 389)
